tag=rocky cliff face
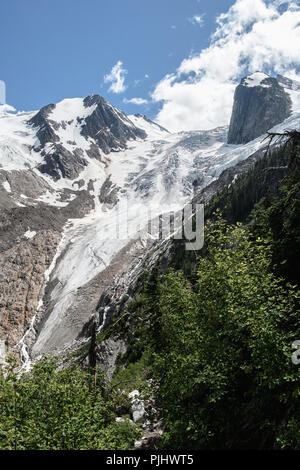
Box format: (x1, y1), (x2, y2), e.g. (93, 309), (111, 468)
(0, 230), (61, 355)
(228, 72), (292, 144)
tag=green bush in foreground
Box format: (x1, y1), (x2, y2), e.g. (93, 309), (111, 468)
(0, 358), (140, 450)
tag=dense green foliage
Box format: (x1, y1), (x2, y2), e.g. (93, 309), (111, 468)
(0, 358), (140, 450)
(249, 173), (300, 284)
(152, 217), (300, 449)
(117, 214), (299, 449)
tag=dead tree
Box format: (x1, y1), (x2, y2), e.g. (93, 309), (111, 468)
(88, 320), (97, 376)
(263, 129), (300, 171)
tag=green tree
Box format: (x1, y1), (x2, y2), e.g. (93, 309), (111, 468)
(153, 217), (300, 449)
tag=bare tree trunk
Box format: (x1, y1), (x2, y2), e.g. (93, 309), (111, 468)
(88, 320), (97, 376)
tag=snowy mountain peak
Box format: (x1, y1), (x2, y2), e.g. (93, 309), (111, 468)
(25, 95), (147, 181)
(29, 94), (146, 151)
(47, 97), (98, 123)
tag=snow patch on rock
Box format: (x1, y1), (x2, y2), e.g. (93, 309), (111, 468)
(24, 229), (37, 239)
(2, 180), (11, 192)
(243, 72), (271, 88)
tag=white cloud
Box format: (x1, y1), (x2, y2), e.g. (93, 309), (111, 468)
(153, 0), (300, 132)
(273, 0), (299, 8)
(123, 97), (149, 105)
(188, 14), (205, 26)
(0, 104), (16, 116)
(104, 61), (127, 94)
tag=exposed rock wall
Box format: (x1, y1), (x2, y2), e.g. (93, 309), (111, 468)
(228, 75), (291, 144)
(0, 230), (61, 355)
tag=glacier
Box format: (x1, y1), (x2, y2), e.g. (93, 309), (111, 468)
(0, 94), (299, 365)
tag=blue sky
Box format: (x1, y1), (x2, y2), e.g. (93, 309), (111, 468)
(1, 0), (231, 111)
(1, 0), (300, 131)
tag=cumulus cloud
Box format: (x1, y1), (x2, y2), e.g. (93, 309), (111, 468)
(152, 0), (300, 132)
(104, 61), (127, 94)
(123, 97), (149, 105)
(188, 14), (205, 26)
(0, 104), (16, 116)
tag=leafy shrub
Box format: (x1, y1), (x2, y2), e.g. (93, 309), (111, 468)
(0, 357), (140, 450)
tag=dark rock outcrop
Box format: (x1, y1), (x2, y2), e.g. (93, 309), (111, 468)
(228, 73), (292, 144)
(277, 74), (300, 92)
(28, 104), (59, 148)
(81, 95), (146, 153)
(99, 175), (119, 208)
(38, 144), (88, 181)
